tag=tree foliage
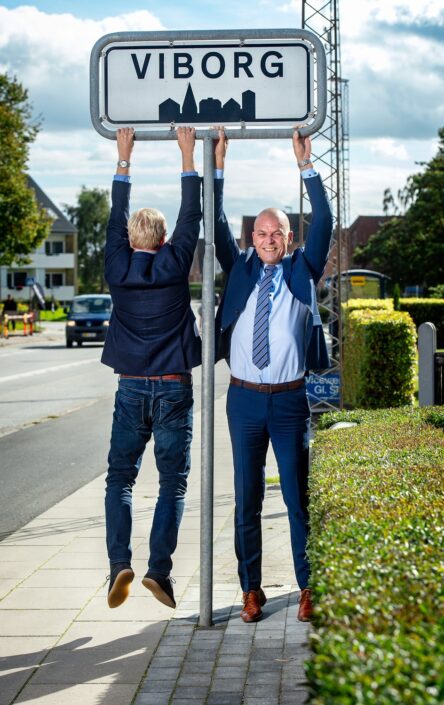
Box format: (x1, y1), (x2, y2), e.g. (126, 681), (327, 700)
(0, 73), (51, 266)
(65, 187), (110, 294)
(354, 127), (444, 289)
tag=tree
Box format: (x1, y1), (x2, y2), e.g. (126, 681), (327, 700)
(65, 187), (110, 293)
(354, 127), (444, 290)
(0, 74), (51, 265)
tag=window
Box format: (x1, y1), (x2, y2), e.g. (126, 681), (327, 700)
(7, 272), (27, 289)
(71, 297), (112, 314)
(45, 240), (64, 255)
(45, 272), (64, 288)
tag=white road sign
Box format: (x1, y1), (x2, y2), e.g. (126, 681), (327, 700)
(99, 39), (314, 128)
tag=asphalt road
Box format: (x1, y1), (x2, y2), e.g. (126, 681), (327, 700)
(0, 321), (230, 539)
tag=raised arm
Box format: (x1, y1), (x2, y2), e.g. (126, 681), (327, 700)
(213, 127), (240, 274)
(293, 131), (333, 283)
(168, 127), (202, 272)
(104, 128), (135, 285)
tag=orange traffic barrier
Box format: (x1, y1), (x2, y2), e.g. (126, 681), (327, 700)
(2, 312), (34, 337)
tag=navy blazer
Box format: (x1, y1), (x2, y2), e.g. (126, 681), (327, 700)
(214, 174), (333, 372)
(101, 176), (202, 375)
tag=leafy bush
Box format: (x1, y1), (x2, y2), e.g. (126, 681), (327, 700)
(343, 309), (417, 408)
(342, 298), (394, 315)
(308, 406), (444, 705)
(399, 298), (444, 348)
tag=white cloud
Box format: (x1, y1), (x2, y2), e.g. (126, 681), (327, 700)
(369, 138), (409, 160)
(0, 6), (165, 129)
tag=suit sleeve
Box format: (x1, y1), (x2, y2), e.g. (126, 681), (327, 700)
(104, 180), (132, 286)
(301, 175), (333, 284)
(168, 175), (203, 274)
(214, 179), (240, 274)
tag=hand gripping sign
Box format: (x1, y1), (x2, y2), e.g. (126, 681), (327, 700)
(90, 28), (327, 140)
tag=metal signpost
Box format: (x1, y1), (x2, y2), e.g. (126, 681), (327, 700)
(90, 28), (326, 627)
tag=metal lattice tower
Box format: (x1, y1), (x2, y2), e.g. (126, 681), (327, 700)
(299, 0), (349, 412)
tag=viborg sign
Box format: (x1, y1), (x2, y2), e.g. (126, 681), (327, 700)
(105, 44), (310, 126)
(90, 29), (327, 139)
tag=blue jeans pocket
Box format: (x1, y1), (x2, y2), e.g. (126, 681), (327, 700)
(159, 394), (193, 429)
(115, 389), (144, 430)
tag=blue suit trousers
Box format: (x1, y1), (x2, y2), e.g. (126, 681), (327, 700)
(227, 383), (311, 591)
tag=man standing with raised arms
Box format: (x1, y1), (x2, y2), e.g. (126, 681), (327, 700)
(213, 128), (332, 623)
(103, 127), (202, 610)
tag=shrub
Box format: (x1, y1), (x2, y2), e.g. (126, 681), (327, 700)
(343, 309), (416, 408)
(308, 406), (444, 705)
(342, 298), (393, 315)
(399, 298), (444, 348)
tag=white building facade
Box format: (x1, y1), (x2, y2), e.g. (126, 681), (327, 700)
(0, 176), (78, 305)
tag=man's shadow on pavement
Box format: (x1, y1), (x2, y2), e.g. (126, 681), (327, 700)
(0, 622), (167, 705)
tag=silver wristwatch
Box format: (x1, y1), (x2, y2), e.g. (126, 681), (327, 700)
(117, 159), (130, 168)
(297, 158), (311, 168)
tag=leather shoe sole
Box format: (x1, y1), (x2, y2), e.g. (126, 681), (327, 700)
(142, 576), (176, 608)
(107, 568), (134, 608)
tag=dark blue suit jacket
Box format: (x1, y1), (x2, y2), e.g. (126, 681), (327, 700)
(214, 174), (333, 372)
(101, 176), (202, 375)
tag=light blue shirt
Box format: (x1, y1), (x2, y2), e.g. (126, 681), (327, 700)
(230, 264), (309, 383)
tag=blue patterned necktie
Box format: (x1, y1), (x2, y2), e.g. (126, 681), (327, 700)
(252, 265), (276, 369)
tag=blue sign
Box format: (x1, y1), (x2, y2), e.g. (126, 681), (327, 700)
(306, 372), (341, 405)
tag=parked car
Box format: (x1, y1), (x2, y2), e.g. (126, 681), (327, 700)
(65, 294), (112, 348)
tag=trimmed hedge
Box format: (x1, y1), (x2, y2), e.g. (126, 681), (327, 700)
(342, 298), (394, 314)
(400, 298), (444, 348)
(343, 309), (416, 408)
(308, 406), (444, 705)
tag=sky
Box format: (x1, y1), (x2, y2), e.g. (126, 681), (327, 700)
(0, 0), (443, 234)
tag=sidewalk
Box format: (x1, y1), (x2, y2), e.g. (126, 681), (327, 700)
(0, 394), (310, 705)
(0, 321), (66, 348)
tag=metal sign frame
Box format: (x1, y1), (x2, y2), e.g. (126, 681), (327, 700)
(90, 28), (327, 140)
(90, 27), (326, 629)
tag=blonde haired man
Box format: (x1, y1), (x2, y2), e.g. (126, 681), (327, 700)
(102, 127), (202, 610)
(127, 208), (167, 250)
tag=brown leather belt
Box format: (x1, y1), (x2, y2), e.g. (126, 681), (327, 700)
(120, 373), (192, 385)
(230, 375), (305, 394)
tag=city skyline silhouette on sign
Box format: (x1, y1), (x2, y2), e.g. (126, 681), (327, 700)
(159, 83), (256, 123)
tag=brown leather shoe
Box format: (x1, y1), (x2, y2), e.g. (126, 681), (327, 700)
(240, 587), (267, 623)
(297, 588), (313, 622)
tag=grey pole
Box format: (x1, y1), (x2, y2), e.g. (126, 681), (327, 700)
(199, 134), (215, 627)
(418, 322), (436, 407)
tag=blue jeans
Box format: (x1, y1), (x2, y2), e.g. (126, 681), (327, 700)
(105, 377), (193, 576)
(227, 383), (311, 591)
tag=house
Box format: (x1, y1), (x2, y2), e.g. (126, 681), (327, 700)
(346, 215), (394, 268)
(0, 176), (78, 304)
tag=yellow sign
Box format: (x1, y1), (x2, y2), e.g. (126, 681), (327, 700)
(351, 276), (366, 286)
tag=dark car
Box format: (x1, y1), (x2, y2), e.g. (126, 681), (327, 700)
(65, 294), (112, 348)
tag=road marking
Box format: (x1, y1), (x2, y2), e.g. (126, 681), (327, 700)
(0, 359), (98, 384)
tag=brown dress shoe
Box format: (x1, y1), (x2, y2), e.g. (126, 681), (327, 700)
(240, 587), (267, 623)
(297, 588), (313, 622)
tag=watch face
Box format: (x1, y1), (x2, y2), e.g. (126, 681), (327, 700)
(119, 160), (129, 168)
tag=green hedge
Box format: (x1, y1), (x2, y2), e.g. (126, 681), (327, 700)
(308, 406), (444, 705)
(400, 298), (444, 348)
(343, 309), (416, 408)
(342, 298), (394, 314)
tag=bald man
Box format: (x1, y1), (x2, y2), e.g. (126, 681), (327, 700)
(213, 129), (333, 623)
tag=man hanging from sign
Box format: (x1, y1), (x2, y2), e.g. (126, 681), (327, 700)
(213, 127), (332, 622)
(102, 126), (202, 610)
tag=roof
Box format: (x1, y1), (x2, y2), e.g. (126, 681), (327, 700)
(26, 175), (77, 235)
